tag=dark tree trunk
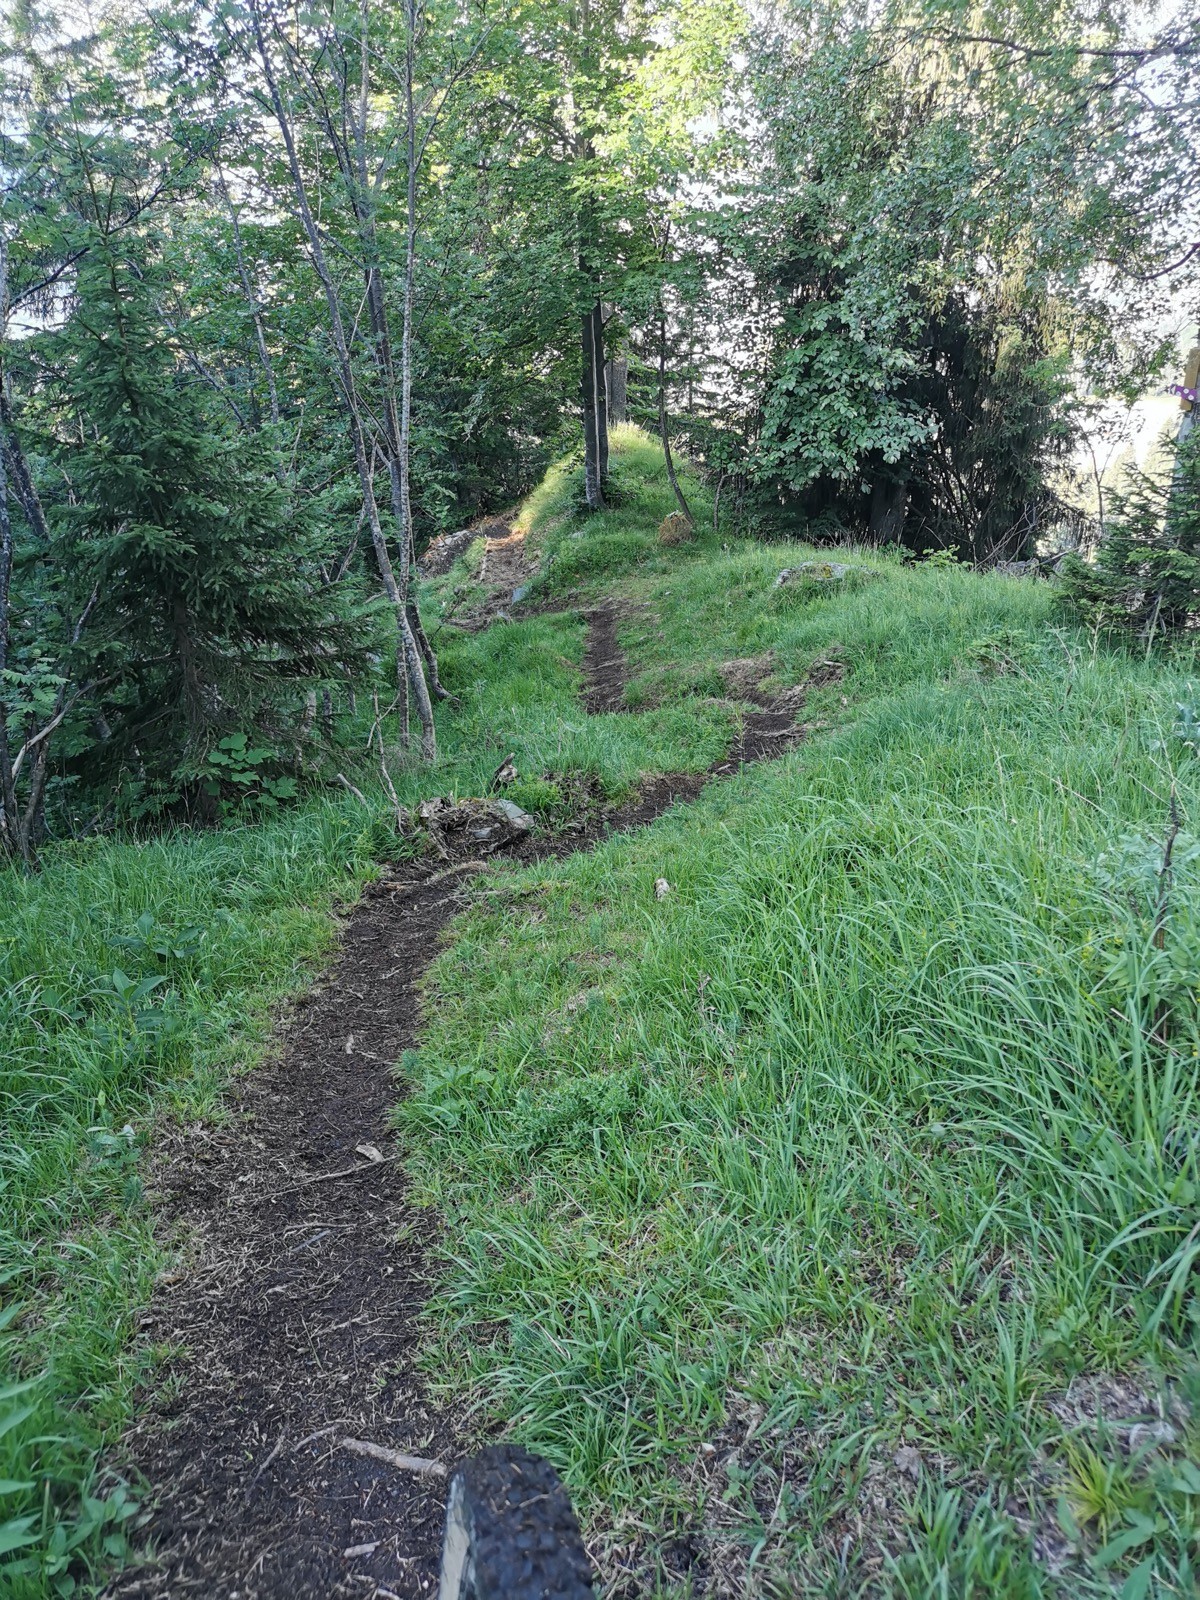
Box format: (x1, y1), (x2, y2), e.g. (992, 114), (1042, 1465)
(172, 593), (218, 825)
(657, 307), (693, 525)
(592, 301), (609, 481)
(605, 355), (628, 425)
(581, 304), (605, 511)
(868, 472), (908, 544)
(0, 411), (17, 856)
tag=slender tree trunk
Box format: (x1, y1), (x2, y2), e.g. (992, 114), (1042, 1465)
(215, 161), (280, 430)
(592, 300), (609, 481)
(172, 593), (218, 825)
(0, 233), (24, 859)
(347, 0), (452, 708)
(0, 387), (51, 545)
(17, 737), (51, 862)
(250, 0), (436, 759)
(580, 304), (604, 510)
(605, 354), (627, 424)
(0, 410), (17, 856)
(657, 306), (693, 525)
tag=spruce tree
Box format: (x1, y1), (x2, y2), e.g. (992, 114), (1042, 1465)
(1060, 428), (1200, 642)
(59, 248), (364, 819)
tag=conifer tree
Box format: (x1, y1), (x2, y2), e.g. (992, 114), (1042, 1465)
(59, 248), (364, 819)
(1060, 430), (1200, 642)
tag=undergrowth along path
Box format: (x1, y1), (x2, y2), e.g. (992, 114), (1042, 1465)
(107, 607), (809, 1600)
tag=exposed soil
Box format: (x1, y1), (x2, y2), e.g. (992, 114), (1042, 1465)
(581, 605), (629, 713)
(583, 603), (812, 768)
(452, 519), (537, 631)
(106, 605), (810, 1600)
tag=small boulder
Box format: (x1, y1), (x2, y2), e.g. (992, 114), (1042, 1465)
(416, 796), (535, 859)
(773, 561), (878, 589)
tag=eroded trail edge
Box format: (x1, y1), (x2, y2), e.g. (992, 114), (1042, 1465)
(109, 611), (810, 1600)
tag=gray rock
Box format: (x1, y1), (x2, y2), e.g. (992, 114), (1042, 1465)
(774, 560), (876, 588)
(492, 798), (535, 831)
(512, 584), (530, 603)
(416, 794), (534, 858)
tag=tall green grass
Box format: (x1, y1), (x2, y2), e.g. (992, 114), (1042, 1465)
(399, 469), (1200, 1593)
(0, 429), (732, 1595)
(6, 425), (1200, 1595)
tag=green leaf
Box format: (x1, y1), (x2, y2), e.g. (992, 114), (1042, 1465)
(1094, 1521), (1154, 1567)
(1119, 1557), (1156, 1600)
(0, 1515), (39, 1556)
(0, 1403), (38, 1441)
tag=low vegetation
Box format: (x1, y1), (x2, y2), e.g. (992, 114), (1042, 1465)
(402, 436), (1200, 1596)
(3, 428), (1199, 1595)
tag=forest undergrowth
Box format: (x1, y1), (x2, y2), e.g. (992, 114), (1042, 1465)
(2, 429), (1199, 1597)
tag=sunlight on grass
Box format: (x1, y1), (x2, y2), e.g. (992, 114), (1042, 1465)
(4, 427), (1200, 1595)
(396, 436), (1200, 1597)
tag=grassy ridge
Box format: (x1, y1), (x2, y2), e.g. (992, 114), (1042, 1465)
(0, 431), (733, 1594)
(5, 426), (1199, 1595)
(399, 441), (1200, 1593)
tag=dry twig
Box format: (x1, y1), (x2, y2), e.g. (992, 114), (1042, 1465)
(340, 1438), (447, 1477)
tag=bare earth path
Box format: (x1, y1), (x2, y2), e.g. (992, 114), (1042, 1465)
(108, 604), (809, 1600)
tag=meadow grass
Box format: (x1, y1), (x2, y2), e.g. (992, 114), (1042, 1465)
(4, 427), (1199, 1595)
(397, 437), (1200, 1594)
(0, 431), (731, 1594)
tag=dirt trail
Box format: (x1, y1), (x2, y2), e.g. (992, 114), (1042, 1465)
(450, 518), (536, 631)
(583, 602), (811, 767)
(108, 605), (809, 1600)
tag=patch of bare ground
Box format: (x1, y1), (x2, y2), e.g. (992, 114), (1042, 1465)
(595, 1364), (1197, 1597)
(450, 518), (537, 630)
(581, 603), (629, 713)
(582, 608), (828, 772)
(107, 607), (818, 1599)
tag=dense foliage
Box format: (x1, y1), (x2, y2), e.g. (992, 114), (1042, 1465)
(1, 0), (1195, 854)
(1060, 428), (1200, 639)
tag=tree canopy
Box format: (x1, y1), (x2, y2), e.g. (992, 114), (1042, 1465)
(1, 0), (1196, 854)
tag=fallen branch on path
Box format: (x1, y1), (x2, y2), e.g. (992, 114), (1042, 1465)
(340, 1437), (447, 1477)
(265, 1154), (400, 1199)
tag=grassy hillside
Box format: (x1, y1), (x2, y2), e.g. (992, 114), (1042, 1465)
(3, 426), (1198, 1595)
(401, 433), (1200, 1595)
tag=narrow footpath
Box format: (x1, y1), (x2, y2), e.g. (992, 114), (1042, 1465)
(107, 601), (809, 1600)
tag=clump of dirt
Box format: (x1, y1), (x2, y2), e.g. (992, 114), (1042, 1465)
(658, 512), (693, 546)
(719, 655), (774, 698)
